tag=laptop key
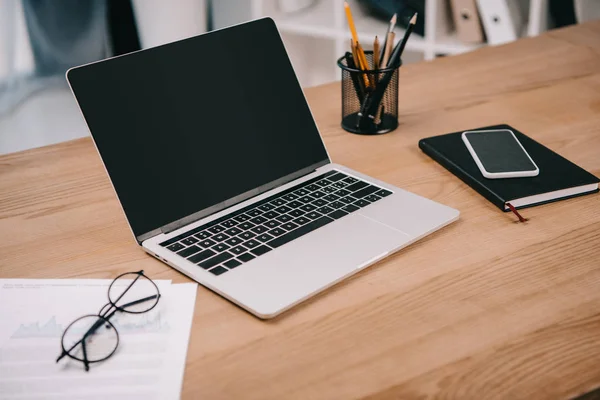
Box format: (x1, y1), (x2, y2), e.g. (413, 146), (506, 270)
(327, 172), (347, 182)
(199, 252), (233, 269)
(315, 179), (331, 187)
(321, 186), (337, 194)
(323, 194), (340, 202)
(250, 216), (268, 225)
(208, 225), (225, 234)
(271, 198), (286, 206)
(269, 227), (286, 236)
(264, 220), (281, 228)
(354, 199), (371, 207)
(213, 233), (229, 242)
(298, 195), (314, 204)
(221, 219), (238, 228)
(177, 245), (202, 257)
(345, 181), (369, 192)
(263, 211), (279, 219)
(181, 237), (198, 246)
(316, 205), (335, 214)
(188, 249), (216, 263)
(224, 259), (242, 269)
(311, 191), (326, 198)
(243, 239), (261, 249)
(306, 211), (321, 220)
(225, 237), (243, 246)
(342, 204), (359, 213)
(251, 225), (268, 234)
(238, 253), (255, 263)
(375, 189), (393, 197)
(305, 184), (320, 192)
(312, 199), (327, 207)
(239, 231), (256, 240)
(224, 227), (242, 236)
(339, 196), (357, 205)
(167, 243), (185, 252)
(194, 231), (212, 240)
(352, 185), (379, 198)
(289, 209), (304, 217)
(328, 209), (348, 220)
(213, 243), (230, 252)
(257, 233), (274, 242)
(330, 201), (345, 209)
(247, 209), (262, 217)
(258, 203), (275, 212)
(200, 239), (217, 248)
(293, 216), (311, 225)
(267, 216), (334, 248)
(281, 222), (299, 231)
(343, 176), (358, 184)
(294, 188), (310, 196)
(287, 200), (303, 208)
(239, 222), (255, 230)
(332, 181), (348, 189)
(300, 203), (317, 212)
(335, 189), (351, 197)
(229, 245), (247, 255)
(282, 193), (299, 201)
(274, 205), (292, 214)
(276, 214), (293, 223)
(251, 245), (272, 256)
(233, 214), (250, 222)
(209, 266), (228, 276)
(364, 194), (382, 203)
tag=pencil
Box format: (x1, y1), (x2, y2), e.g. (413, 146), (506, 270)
(373, 36), (380, 71)
(344, 1), (371, 87)
(344, 1), (360, 45)
(379, 13), (396, 65)
(381, 31), (395, 68)
(351, 39), (370, 88)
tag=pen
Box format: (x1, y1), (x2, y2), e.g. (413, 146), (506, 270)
(379, 13), (397, 66)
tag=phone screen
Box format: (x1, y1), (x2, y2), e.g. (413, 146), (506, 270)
(464, 130), (537, 173)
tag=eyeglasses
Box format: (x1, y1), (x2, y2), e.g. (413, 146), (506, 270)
(56, 270), (161, 371)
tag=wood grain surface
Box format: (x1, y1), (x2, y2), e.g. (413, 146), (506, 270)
(1, 22), (600, 400)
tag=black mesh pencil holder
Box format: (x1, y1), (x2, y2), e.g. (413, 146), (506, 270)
(337, 51), (401, 135)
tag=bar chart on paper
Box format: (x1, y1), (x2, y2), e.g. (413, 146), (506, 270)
(0, 279), (196, 400)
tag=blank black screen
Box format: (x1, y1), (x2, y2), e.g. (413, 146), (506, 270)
(68, 18), (329, 238)
(465, 130), (536, 173)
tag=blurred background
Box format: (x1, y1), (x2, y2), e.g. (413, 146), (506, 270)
(0, 0), (598, 154)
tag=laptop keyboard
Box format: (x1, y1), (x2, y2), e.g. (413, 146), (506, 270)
(159, 170), (392, 276)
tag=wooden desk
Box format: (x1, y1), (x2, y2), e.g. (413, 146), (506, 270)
(2, 22), (600, 399)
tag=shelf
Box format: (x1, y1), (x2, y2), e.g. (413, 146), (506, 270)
(434, 34), (481, 55)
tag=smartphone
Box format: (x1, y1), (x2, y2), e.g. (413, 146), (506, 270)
(462, 129), (539, 179)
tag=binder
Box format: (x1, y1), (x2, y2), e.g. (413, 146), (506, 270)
(476, 0), (524, 45)
(450, 0), (485, 44)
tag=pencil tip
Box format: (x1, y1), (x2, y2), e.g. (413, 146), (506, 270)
(344, 1), (349, 7)
(410, 13), (418, 24)
(391, 13), (397, 24)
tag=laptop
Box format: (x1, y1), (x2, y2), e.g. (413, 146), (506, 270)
(67, 18), (459, 318)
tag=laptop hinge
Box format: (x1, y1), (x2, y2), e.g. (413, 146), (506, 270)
(155, 159), (330, 237)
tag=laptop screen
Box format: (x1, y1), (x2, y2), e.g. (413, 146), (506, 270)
(67, 18), (329, 239)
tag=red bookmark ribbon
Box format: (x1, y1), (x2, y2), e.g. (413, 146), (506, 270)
(507, 203), (528, 223)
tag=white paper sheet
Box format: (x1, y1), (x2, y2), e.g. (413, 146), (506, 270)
(0, 279), (197, 400)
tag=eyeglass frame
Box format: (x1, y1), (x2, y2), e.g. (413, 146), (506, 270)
(56, 270), (161, 371)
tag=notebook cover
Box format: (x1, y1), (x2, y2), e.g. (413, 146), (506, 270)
(418, 124), (600, 211)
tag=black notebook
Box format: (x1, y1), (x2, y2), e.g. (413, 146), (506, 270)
(419, 124), (599, 211)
